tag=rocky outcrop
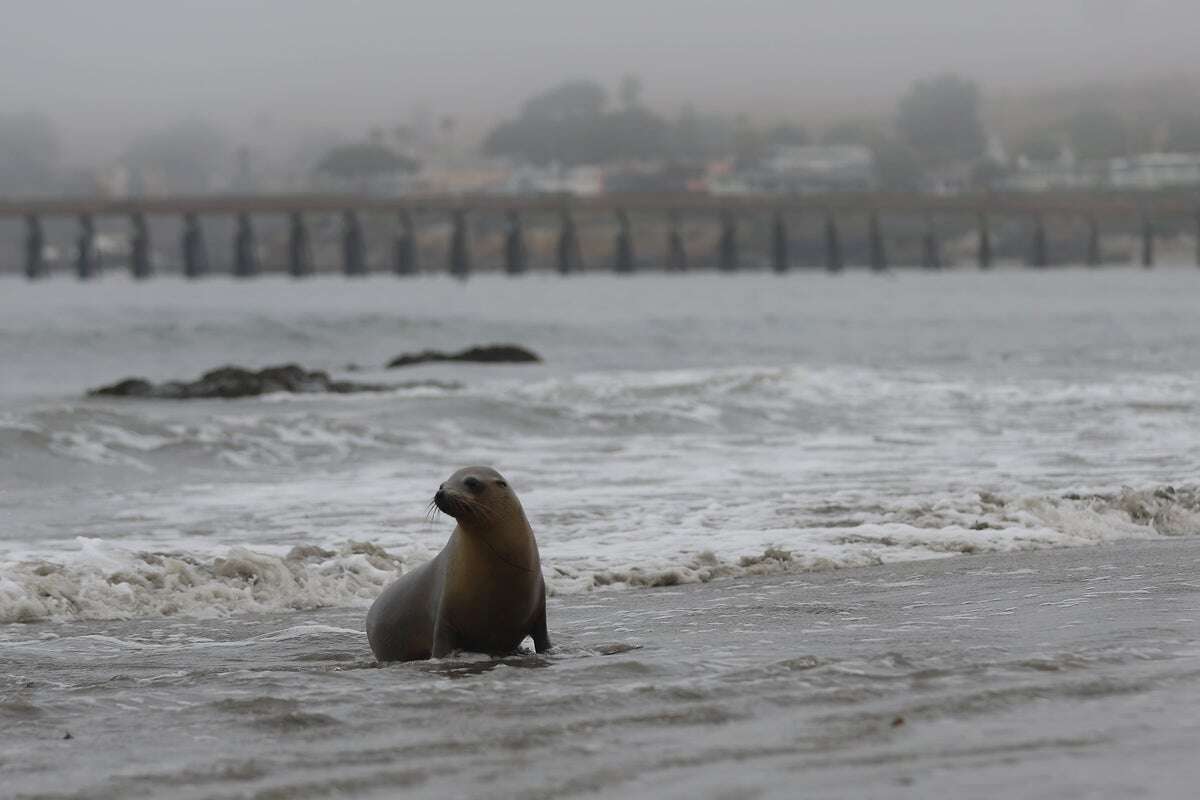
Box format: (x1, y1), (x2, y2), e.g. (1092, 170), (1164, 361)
(88, 364), (394, 400)
(386, 344), (541, 369)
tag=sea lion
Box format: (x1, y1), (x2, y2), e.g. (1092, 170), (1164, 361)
(366, 466), (551, 662)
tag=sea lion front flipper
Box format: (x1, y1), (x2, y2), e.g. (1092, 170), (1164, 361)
(530, 583), (552, 653)
(431, 620), (457, 659)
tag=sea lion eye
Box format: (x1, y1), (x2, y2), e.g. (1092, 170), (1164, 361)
(463, 477), (484, 492)
(495, 480), (507, 487)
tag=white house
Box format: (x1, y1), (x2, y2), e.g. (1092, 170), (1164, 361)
(757, 145), (874, 193)
(500, 164), (603, 196)
(1108, 153), (1200, 189)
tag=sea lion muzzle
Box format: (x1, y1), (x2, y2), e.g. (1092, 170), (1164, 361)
(433, 487), (458, 516)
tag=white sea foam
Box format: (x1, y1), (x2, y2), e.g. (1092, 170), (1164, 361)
(0, 538), (404, 623)
(1, 484), (1195, 623)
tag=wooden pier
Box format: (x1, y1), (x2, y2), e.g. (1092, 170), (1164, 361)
(2, 189), (1198, 278)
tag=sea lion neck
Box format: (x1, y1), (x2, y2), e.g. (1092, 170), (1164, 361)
(455, 516), (538, 573)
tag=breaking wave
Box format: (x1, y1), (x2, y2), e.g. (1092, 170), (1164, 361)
(6, 363), (1196, 474)
(3, 484), (1196, 624)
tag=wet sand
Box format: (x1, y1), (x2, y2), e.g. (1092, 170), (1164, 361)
(4, 537), (1200, 799)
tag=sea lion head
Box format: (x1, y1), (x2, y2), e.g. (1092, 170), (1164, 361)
(433, 465), (523, 526)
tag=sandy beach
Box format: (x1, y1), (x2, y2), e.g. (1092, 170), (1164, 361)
(4, 537), (1198, 799)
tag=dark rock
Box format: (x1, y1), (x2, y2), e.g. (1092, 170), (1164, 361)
(95, 378), (155, 397)
(386, 344), (541, 369)
(87, 364), (394, 400)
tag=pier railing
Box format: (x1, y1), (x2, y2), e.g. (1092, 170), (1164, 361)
(3, 190), (1198, 278)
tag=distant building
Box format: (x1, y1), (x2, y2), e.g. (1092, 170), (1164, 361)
(1000, 157), (1104, 192)
(1108, 153), (1200, 189)
(603, 163), (705, 193)
(730, 145), (874, 194)
(1001, 151), (1200, 192)
(705, 160), (751, 195)
(923, 162), (978, 195)
(310, 142), (423, 195)
(500, 164), (603, 196)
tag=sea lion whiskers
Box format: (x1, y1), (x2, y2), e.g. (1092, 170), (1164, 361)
(438, 490), (498, 523)
(459, 496), (498, 523)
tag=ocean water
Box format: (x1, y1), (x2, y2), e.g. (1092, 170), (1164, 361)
(3, 268), (1200, 797)
(3, 269), (1199, 622)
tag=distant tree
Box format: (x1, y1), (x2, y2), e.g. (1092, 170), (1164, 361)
(670, 104), (706, 160)
(484, 79), (675, 165)
(871, 137), (923, 191)
(1016, 128), (1063, 162)
(765, 122), (811, 148)
(392, 124), (417, 148)
(598, 108), (671, 161)
(0, 112), (61, 194)
(483, 115), (580, 165)
(820, 117), (884, 148)
(1066, 109), (1130, 161)
(1165, 112), (1200, 153)
(895, 74), (985, 164)
(733, 114), (767, 166)
(123, 118), (229, 192)
(521, 79), (608, 121)
(314, 143), (418, 181)
(484, 80), (609, 164)
(619, 74), (644, 110)
(668, 105), (740, 162)
(970, 159), (1010, 190)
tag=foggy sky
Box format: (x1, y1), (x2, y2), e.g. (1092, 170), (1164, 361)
(4, 0), (1199, 159)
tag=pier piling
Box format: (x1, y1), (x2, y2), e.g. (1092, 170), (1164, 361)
(1029, 214), (1048, 268)
(181, 213), (209, 279)
(233, 212), (258, 277)
(24, 215), (45, 279)
(977, 213), (992, 269)
(1141, 216), (1154, 268)
(1085, 215), (1101, 267)
(342, 210), (366, 276)
(666, 212), (688, 272)
(868, 212), (887, 271)
(448, 209), (470, 279)
(76, 215), (98, 280)
(288, 212), (314, 277)
(557, 210), (581, 274)
(130, 213), (151, 279)
(771, 211), (788, 273)
(717, 210), (738, 271)
(394, 211), (417, 276)
(614, 210), (634, 273)
(504, 210), (527, 275)
(921, 215), (941, 269)
(824, 214), (843, 272)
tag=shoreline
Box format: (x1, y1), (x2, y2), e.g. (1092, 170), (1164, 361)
(4, 536), (1199, 798)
